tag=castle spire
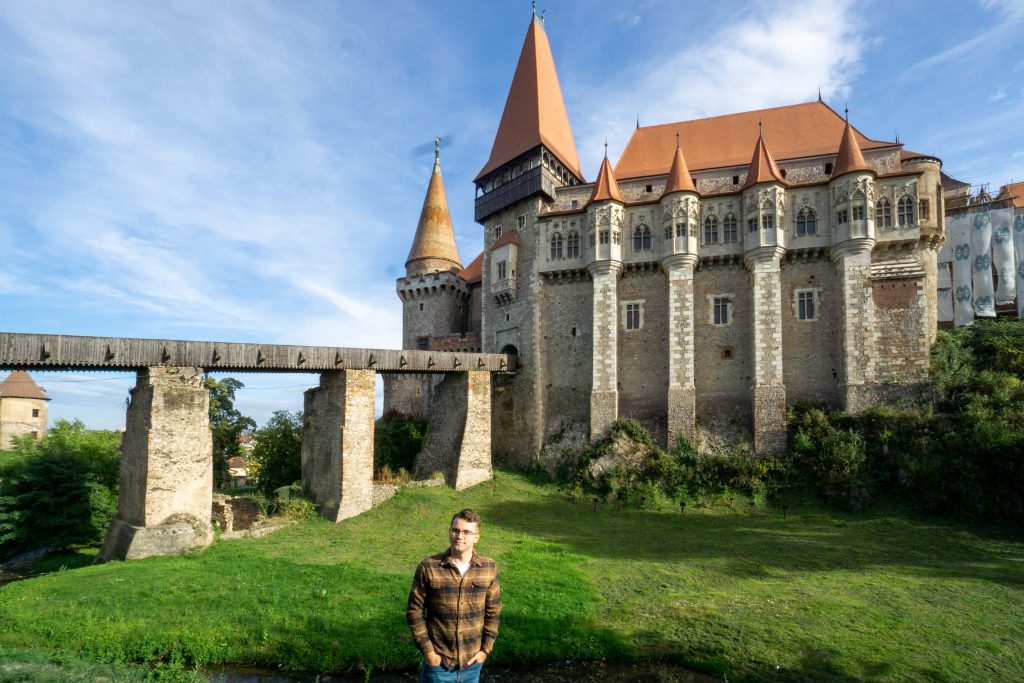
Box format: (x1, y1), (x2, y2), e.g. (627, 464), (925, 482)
(741, 126), (786, 190)
(590, 155), (623, 203)
(831, 118), (872, 178)
(406, 138), (463, 276)
(663, 131), (697, 195)
(474, 15), (583, 182)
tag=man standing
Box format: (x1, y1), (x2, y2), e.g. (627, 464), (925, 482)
(407, 509), (502, 682)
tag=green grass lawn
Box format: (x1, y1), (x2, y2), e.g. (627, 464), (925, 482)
(1, 471), (1022, 682)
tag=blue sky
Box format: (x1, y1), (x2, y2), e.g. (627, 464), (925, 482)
(2, 0), (1023, 430)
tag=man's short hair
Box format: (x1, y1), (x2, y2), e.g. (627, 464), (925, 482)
(451, 508), (481, 530)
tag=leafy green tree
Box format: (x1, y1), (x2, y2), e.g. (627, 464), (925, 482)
(0, 420), (121, 558)
(204, 376), (256, 489)
(374, 412), (429, 476)
(248, 410), (303, 496)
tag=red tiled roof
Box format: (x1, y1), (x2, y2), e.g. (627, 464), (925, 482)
(663, 142), (697, 195)
(1005, 181), (1024, 209)
(741, 132), (786, 189)
(459, 252), (483, 284)
(475, 18), (583, 182)
(832, 121), (872, 177)
(0, 371), (51, 400)
(615, 101), (895, 180)
(490, 231), (520, 250)
(590, 156), (624, 202)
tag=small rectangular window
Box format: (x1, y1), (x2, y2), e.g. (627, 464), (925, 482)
(748, 218), (758, 233)
(712, 297), (732, 325)
(517, 215), (526, 230)
(732, 175), (739, 185)
(919, 199), (930, 220)
(675, 222), (687, 238)
(570, 199), (578, 209)
(32, 408), (40, 418)
(837, 209), (848, 224)
(497, 260), (507, 280)
(797, 290), (816, 320)
(645, 184), (653, 193)
(494, 226), (502, 240)
(852, 206), (865, 221)
(599, 231), (609, 245)
(622, 301), (645, 330)
(762, 214), (774, 230)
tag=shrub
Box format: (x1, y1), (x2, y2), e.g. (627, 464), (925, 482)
(374, 412), (429, 476)
(0, 420), (121, 558)
(248, 410), (303, 496)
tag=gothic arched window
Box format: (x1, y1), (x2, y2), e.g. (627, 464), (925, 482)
(566, 231), (580, 258)
(550, 232), (563, 260)
(723, 213), (738, 242)
(796, 207), (817, 236)
(704, 216), (719, 244)
(876, 198), (893, 228)
(633, 225), (652, 251)
(897, 196), (915, 226)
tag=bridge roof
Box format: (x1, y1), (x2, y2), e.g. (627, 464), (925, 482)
(0, 333), (514, 374)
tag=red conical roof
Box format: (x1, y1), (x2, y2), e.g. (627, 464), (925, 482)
(0, 371), (50, 400)
(831, 120), (872, 178)
(590, 156), (624, 203)
(663, 140), (697, 195)
(406, 150), (462, 275)
(475, 17), (583, 182)
(741, 130), (786, 189)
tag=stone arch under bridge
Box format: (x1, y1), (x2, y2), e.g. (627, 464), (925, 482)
(0, 333), (515, 562)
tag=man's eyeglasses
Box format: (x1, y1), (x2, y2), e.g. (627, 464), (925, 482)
(449, 528), (479, 537)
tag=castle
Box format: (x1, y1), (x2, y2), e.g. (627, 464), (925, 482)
(385, 15), (943, 465)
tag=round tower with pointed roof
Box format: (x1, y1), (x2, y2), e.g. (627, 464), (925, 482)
(0, 370), (51, 449)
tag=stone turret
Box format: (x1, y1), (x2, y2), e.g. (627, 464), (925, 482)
(829, 119), (876, 246)
(390, 141), (471, 416)
(742, 128), (788, 254)
(0, 371), (50, 449)
(659, 139), (699, 443)
(660, 138), (699, 259)
(740, 128), (788, 453)
(586, 154), (624, 438)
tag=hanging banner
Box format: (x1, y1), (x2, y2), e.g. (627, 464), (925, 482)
(971, 210), (996, 317)
(1015, 211), (1024, 319)
(949, 213), (975, 326)
(937, 288), (954, 322)
(991, 208), (1015, 303)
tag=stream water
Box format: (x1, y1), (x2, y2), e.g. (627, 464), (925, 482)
(206, 660), (723, 682)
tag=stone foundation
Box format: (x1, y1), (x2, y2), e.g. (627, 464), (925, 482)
(97, 366), (213, 563)
(666, 387), (697, 445)
(589, 390), (618, 439)
(415, 371), (493, 490)
(301, 370), (376, 522)
(752, 384), (787, 455)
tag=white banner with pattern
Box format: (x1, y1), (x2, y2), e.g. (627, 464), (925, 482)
(937, 288), (954, 322)
(991, 208), (1015, 303)
(1015, 211), (1024, 319)
(971, 210), (996, 317)
(948, 213), (975, 326)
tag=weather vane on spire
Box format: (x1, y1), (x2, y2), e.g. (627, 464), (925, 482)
(435, 136), (441, 161)
(844, 104), (849, 122)
(604, 137), (608, 159)
(532, 1), (536, 17)
(758, 120), (763, 137)
(676, 131), (680, 149)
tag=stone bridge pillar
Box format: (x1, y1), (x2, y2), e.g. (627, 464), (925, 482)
(414, 371), (492, 490)
(97, 366), (213, 562)
(301, 369), (376, 522)
(831, 241), (878, 412)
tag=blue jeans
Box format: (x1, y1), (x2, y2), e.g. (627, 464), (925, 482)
(419, 660), (482, 683)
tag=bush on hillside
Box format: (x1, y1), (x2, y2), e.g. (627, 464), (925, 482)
(248, 410), (303, 497)
(0, 420), (121, 559)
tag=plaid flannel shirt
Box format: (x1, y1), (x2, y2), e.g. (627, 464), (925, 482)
(406, 550), (501, 669)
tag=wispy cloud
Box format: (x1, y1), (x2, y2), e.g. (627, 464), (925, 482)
(573, 0), (865, 170)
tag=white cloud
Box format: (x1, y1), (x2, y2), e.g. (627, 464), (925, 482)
(574, 0), (865, 170)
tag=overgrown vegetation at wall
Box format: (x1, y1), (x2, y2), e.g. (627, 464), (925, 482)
(247, 410), (303, 496)
(374, 411), (429, 479)
(564, 320), (1024, 523)
(0, 420), (121, 560)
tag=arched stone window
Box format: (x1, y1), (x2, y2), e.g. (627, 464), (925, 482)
(897, 195), (915, 226)
(566, 230), (580, 258)
(704, 216), (719, 244)
(633, 225), (651, 251)
(723, 213), (738, 242)
(550, 232), (563, 260)
(876, 198), (893, 228)
(796, 207), (817, 236)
